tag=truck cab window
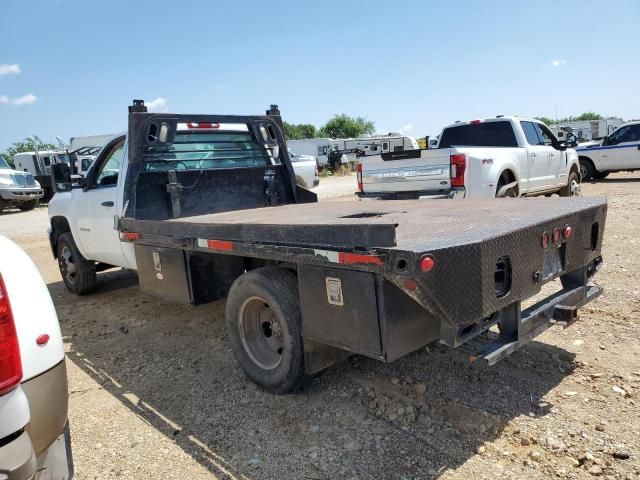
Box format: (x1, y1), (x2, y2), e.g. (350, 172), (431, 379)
(95, 140), (125, 187)
(534, 123), (556, 147)
(608, 125), (637, 144)
(521, 122), (543, 145)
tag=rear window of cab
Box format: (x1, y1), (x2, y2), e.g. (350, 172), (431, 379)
(439, 121), (517, 148)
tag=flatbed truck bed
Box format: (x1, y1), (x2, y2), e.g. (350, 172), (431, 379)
(50, 102), (607, 393)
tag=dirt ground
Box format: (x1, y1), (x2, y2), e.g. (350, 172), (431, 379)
(2, 174), (639, 480)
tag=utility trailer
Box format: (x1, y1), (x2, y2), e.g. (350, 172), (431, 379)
(51, 101), (607, 393)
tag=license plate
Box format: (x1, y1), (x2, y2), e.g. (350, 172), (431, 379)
(542, 248), (562, 280)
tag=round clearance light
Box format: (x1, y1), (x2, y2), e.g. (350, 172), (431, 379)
(563, 225), (572, 240)
(541, 231), (549, 249)
(553, 227), (561, 243)
(418, 255), (435, 273)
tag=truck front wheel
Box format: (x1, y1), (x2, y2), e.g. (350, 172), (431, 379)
(57, 232), (97, 295)
(226, 267), (305, 393)
(559, 170), (580, 197)
(579, 158), (595, 181)
(18, 199), (39, 211)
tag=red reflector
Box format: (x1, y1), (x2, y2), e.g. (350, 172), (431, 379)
(541, 231), (549, 249)
(418, 255), (435, 272)
(563, 225), (572, 240)
(403, 278), (417, 290)
(552, 228), (561, 243)
(120, 232), (140, 241)
(357, 162), (363, 191)
(338, 252), (383, 265)
(187, 122), (219, 129)
(470, 120), (481, 124)
(36, 334), (49, 346)
(450, 154), (466, 187)
(0, 274), (22, 395)
(207, 239), (233, 251)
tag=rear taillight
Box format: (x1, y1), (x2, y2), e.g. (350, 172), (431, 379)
(357, 162), (363, 191)
(186, 122), (220, 129)
(450, 154), (466, 187)
(0, 274), (22, 395)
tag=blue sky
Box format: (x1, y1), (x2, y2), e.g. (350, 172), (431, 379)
(1, 0), (638, 150)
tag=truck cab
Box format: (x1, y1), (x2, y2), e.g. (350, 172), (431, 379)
(577, 121), (640, 180)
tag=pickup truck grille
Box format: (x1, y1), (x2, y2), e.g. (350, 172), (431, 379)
(10, 173), (36, 187)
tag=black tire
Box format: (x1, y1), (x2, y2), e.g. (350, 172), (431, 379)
(593, 171), (610, 180)
(496, 173), (517, 198)
(579, 158), (595, 181)
(225, 267), (305, 393)
(559, 170), (580, 197)
(57, 232), (97, 295)
(18, 199), (39, 211)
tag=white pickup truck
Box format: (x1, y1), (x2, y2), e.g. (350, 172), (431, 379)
(357, 116), (581, 199)
(576, 120), (640, 181)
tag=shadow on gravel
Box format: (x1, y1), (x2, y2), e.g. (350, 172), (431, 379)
(52, 269), (577, 479)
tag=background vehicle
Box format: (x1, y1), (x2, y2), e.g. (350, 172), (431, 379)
(48, 101), (605, 394)
(0, 157), (43, 213)
(288, 149), (319, 188)
(576, 121), (640, 181)
(549, 118), (624, 143)
(0, 235), (72, 479)
(12, 151), (68, 200)
(357, 116), (581, 200)
(288, 134), (418, 168)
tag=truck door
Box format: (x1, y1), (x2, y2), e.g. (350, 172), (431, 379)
(602, 124), (640, 170)
(77, 137), (128, 267)
(520, 121), (558, 191)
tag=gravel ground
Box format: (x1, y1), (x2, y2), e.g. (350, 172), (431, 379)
(2, 174), (639, 480)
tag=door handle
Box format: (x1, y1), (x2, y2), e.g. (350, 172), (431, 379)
(531, 153), (537, 159)
(101, 201), (114, 207)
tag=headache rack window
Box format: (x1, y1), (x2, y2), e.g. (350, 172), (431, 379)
(142, 131), (274, 172)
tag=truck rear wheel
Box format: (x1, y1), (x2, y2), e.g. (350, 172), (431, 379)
(593, 171), (609, 180)
(18, 199), (39, 211)
(57, 232), (97, 295)
(225, 267), (305, 393)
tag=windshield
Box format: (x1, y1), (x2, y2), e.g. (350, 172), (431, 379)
(143, 131), (273, 172)
(0, 157), (11, 169)
(439, 121), (518, 148)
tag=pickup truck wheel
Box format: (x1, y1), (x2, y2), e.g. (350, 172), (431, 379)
(18, 199), (39, 211)
(496, 175), (517, 198)
(559, 170), (581, 197)
(57, 232), (97, 295)
(226, 267), (305, 393)
(579, 159), (595, 181)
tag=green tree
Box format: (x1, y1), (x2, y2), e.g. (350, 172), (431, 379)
(1, 137), (57, 168)
(319, 114), (375, 138)
(534, 116), (555, 125)
(283, 122), (318, 140)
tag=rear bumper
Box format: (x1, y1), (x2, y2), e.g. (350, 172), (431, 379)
(0, 430), (36, 480)
(357, 187), (466, 200)
(21, 361), (69, 456)
(0, 188), (44, 201)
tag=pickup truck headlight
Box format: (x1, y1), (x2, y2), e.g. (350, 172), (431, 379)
(0, 177), (16, 186)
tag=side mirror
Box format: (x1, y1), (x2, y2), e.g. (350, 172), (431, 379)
(556, 142), (568, 151)
(602, 136), (610, 146)
(51, 163), (72, 192)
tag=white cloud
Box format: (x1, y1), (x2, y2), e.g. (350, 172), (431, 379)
(546, 59), (566, 68)
(400, 123), (414, 134)
(0, 93), (37, 105)
(0, 64), (21, 76)
(146, 97), (168, 112)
